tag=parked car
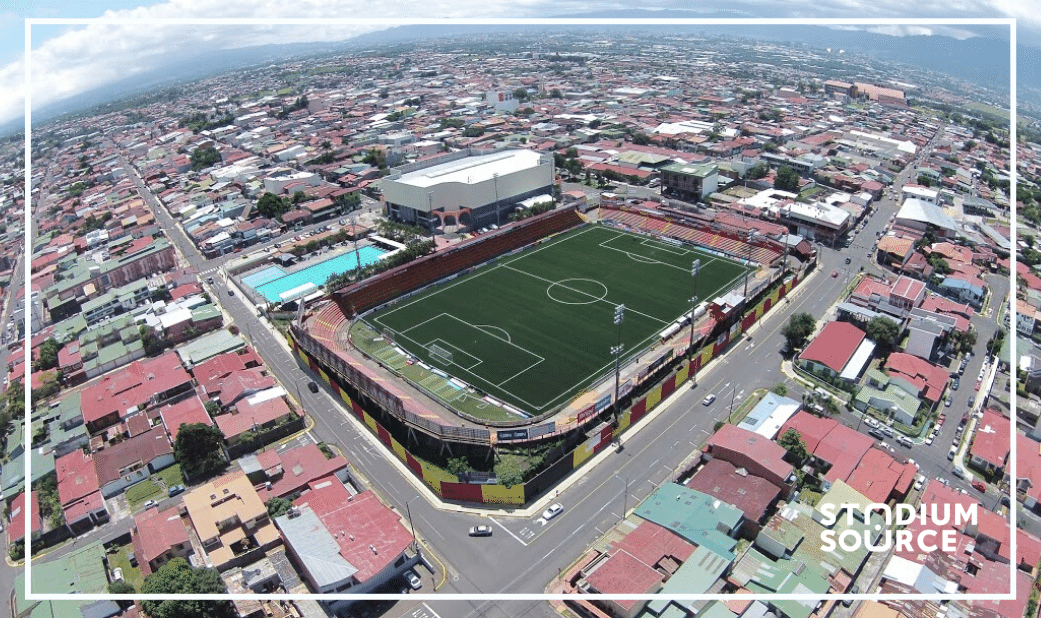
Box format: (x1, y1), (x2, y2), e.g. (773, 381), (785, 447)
(868, 428), (886, 440)
(952, 466), (966, 479)
(143, 500), (158, 510)
(227, 289), (235, 297)
(863, 417), (879, 429)
(542, 503), (564, 520)
(307, 381), (319, 393)
(948, 445), (957, 460)
(167, 484), (185, 497)
(469, 525), (493, 537)
(913, 475), (925, 491)
(971, 480), (986, 492)
(404, 570), (422, 590)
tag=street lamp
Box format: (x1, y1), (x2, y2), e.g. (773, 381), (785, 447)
(615, 475), (629, 523)
(404, 495), (421, 554)
(728, 383), (739, 423)
(612, 304), (626, 424)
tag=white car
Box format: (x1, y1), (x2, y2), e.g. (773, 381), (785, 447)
(404, 570), (421, 590)
(542, 503), (564, 520)
(913, 475), (925, 491)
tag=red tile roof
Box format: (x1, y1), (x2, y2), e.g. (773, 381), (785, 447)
(705, 424), (793, 489)
(884, 352), (949, 403)
(1017, 434), (1041, 505)
(7, 491), (41, 545)
(215, 395), (294, 439)
(134, 506), (189, 565)
(844, 448), (905, 504)
(293, 482), (413, 583)
(685, 458), (781, 523)
(159, 394), (213, 442)
(93, 426), (173, 486)
(254, 443), (350, 501)
(970, 409), (1011, 469)
(612, 520), (696, 569)
(584, 549), (662, 602)
(799, 322), (866, 374)
(56, 450), (100, 507)
(80, 352), (191, 426)
(779, 411), (873, 483)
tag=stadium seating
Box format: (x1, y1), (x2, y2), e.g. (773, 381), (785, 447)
(334, 208), (584, 315)
(600, 207), (782, 265)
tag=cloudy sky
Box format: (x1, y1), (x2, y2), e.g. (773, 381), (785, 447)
(0, 1), (1037, 128)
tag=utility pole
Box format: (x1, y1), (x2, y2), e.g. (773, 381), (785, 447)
(689, 259), (701, 386)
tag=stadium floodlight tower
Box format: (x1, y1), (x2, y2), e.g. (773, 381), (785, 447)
(611, 304), (626, 424)
(743, 230), (757, 299)
(689, 259), (701, 384)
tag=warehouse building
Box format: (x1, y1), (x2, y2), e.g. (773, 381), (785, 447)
(381, 149), (555, 230)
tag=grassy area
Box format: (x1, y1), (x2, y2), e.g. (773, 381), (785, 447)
(365, 224), (748, 416)
(157, 463), (182, 487)
(125, 464), (182, 508)
(109, 543), (144, 591)
(126, 480), (163, 508)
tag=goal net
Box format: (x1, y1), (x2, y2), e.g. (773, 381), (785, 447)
(429, 343), (454, 365)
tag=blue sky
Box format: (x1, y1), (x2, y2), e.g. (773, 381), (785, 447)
(0, 1), (1035, 127)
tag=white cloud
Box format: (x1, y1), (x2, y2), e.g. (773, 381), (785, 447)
(0, 0), (1036, 127)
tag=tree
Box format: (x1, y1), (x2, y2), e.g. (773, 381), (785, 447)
(256, 192), (290, 219)
(774, 165), (800, 193)
(949, 330), (978, 355)
(189, 145), (221, 171)
(108, 580), (136, 594)
(778, 428), (809, 465)
(782, 312), (816, 350)
(747, 163), (768, 180)
(513, 87), (528, 102)
(772, 384), (788, 396)
(173, 423), (227, 482)
(865, 316), (901, 355)
(140, 558), (235, 618)
(33, 338), (61, 371)
(265, 497), (293, 518)
(631, 132), (651, 146)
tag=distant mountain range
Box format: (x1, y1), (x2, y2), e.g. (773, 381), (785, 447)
(18, 10), (1034, 134)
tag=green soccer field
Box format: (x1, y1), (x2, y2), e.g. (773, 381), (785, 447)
(366, 224), (749, 416)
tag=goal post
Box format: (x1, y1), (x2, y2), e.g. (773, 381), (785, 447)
(429, 342), (454, 365)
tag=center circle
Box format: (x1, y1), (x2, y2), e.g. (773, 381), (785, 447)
(546, 278), (610, 305)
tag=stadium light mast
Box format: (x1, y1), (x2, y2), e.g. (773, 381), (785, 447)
(782, 202), (792, 274)
(611, 304), (626, 424)
(689, 259), (701, 382)
(743, 230), (755, 299)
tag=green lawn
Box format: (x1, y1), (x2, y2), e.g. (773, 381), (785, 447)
(157, 463), (183, 487)
(109, 543), (144, 591)
(366, 224), (747, 415)
(126, 480), (162, 508)
(125, 464), (183, 508)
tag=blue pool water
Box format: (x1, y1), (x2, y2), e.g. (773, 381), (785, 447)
(241, 266), (287, 288)
(253, 245), (388, 302)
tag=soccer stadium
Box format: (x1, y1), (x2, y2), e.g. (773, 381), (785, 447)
(290, 206), (791, 456)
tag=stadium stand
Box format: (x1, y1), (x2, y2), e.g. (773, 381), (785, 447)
(599, 207), (782, 265)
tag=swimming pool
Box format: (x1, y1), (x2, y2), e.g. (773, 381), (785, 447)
(253, 245), (388, 303)
(241, 266), (287, 288)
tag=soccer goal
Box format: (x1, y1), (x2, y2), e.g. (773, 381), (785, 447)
(428, 342), (454, 365)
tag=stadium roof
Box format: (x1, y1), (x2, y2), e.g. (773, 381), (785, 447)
(896, 198), (959, 233)
(391, 149), (545, 188)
